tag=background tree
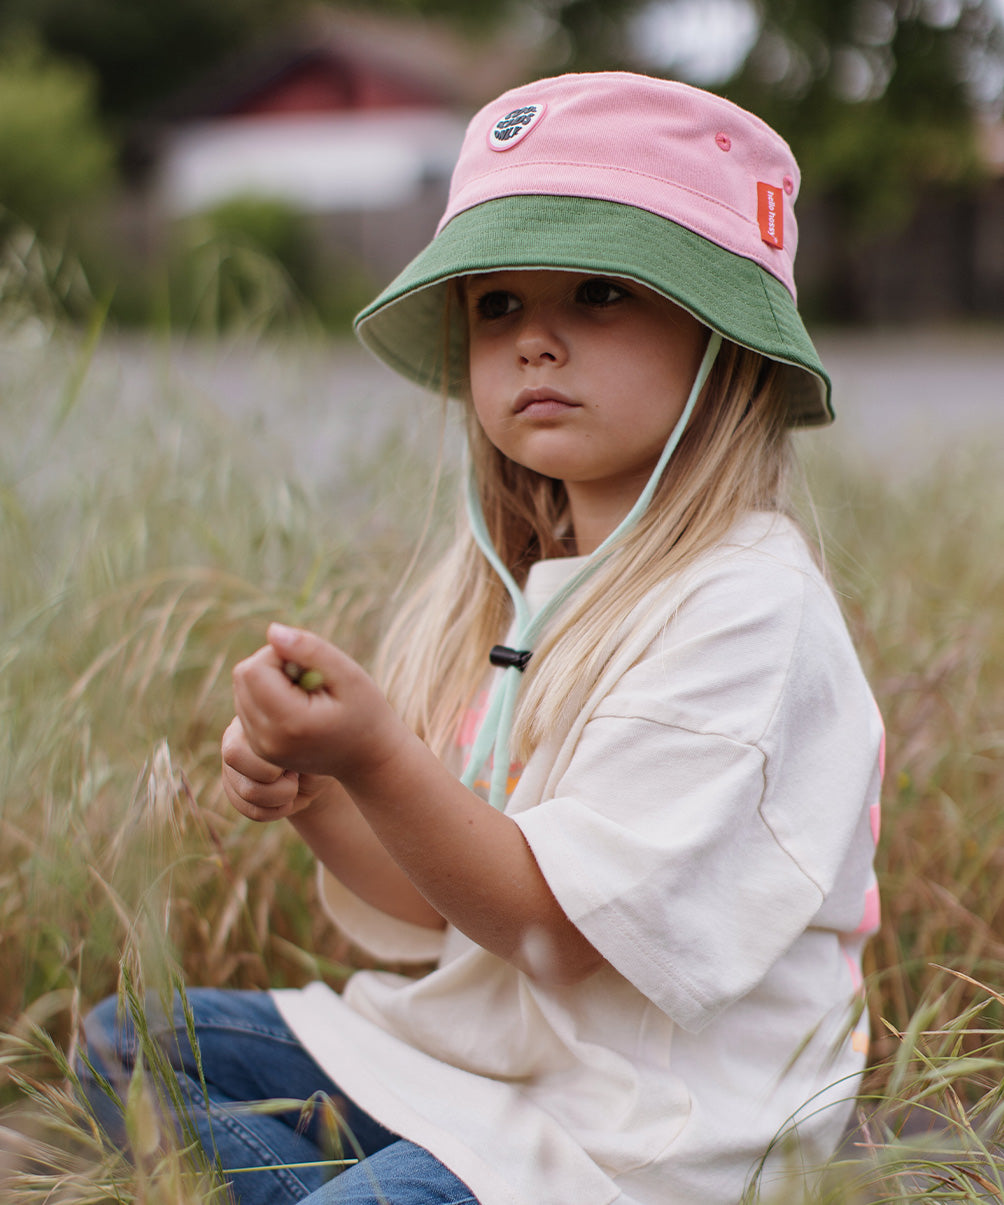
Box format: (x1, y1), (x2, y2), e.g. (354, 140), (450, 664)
(0, 0), (300, 126)
(0, 37), (113, 232)
(725, 0), (1004, 228)
(713, 0), (1004, 316)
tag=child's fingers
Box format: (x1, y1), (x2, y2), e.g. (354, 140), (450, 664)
(221, 716), (300, 820)
(265, 623), (358, 694)
(232, 627), (352, 757)
(231, 633), (339, 725)
(222, 766), (299, 822)
(222, 762), (296, 808)
(233, 623), (399, 781)
(231, 644), (305, 743)
(221, 716), (286, 784)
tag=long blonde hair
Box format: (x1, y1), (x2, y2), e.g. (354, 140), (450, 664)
(375, 337), (797, 765)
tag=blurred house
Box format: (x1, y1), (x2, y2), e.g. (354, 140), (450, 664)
(129, 10), (538, 278)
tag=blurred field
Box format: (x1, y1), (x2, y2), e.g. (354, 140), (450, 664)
(1, 327), (1003, 1201)
(10, 324), (1001, 494)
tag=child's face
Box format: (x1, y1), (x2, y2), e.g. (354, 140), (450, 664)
(464, 269), (708, 546)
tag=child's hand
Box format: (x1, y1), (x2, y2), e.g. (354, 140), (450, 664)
(231, 623), (405, 787)
(221, 715), (332, 823)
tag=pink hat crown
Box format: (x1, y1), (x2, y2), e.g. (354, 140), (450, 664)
(438, 71), (801, 300)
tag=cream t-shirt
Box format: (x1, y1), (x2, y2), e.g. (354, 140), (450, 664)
(273, 512), (883, 1205)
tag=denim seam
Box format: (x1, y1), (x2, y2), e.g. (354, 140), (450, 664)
(206, 1101), (315, 1200)
(159, 1020), (306, 1045)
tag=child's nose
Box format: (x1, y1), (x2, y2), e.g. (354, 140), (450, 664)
(515, 308), (568, 365)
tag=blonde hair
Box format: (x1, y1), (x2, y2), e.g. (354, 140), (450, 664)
(375, 337), (798, 765)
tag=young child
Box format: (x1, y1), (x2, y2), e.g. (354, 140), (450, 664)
(82, 72), (883, 1204)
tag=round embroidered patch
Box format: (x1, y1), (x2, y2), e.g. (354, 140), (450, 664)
(488, 103), (546, 151)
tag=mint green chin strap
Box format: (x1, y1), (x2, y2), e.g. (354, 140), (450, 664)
(460, 331), (722, 810)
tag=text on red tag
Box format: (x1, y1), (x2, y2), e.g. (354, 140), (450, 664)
(757, 182), (783, 249)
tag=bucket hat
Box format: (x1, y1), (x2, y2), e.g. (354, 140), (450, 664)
(355, 70), (832, 426)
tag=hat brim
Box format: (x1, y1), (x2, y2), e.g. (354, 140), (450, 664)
(354, 195), (832, 427)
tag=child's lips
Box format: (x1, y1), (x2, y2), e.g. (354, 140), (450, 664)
(514, 388), (579, 416)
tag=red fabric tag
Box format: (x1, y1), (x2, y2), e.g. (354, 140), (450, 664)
(757, 181), (783, 249)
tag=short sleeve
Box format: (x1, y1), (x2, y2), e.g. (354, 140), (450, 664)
(317, 866), (446, 965)
(513, 541), (881, 1032)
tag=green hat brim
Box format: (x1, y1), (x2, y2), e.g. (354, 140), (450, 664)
(354, 195), (832, 427)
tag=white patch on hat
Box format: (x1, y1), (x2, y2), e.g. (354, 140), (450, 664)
(488, 103), (546, 152)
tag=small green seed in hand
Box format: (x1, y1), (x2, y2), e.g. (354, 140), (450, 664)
(298, 668), (325, 692)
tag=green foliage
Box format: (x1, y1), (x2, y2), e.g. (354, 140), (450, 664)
(2, 196), (378, 337)
(204, 198), (314, 275)
(178, 198), (378, 332)
(154, 214), (376, 336)
(537, 0), (652, 69)
(724, 0), (1004, 234)
(0, 39), (114, 233)
(337, 0), (513, 38)
(163, 200), (318, 335)
(341, 0), (652, 66)
(0, 0), (302, 122)
(0, 220), (96, 332)
(158, 218), (313, 338)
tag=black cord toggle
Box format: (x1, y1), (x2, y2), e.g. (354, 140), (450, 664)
(489, 645), (533, 672)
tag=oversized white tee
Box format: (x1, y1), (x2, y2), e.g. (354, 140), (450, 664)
(273, 512), (883, 1205)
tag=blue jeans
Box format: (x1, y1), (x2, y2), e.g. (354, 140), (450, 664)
(78, 988), (480, 1204)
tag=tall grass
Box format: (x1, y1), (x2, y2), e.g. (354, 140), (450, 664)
(787, 438), (1004, 1201)
(802, 440), (1004, 1044)
(0, 322), (455, 1197)
(1, 324), (1002, 1200)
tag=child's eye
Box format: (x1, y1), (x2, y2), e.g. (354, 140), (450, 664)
(474, 290), (521, 321)
(577, 278), (629, 307)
